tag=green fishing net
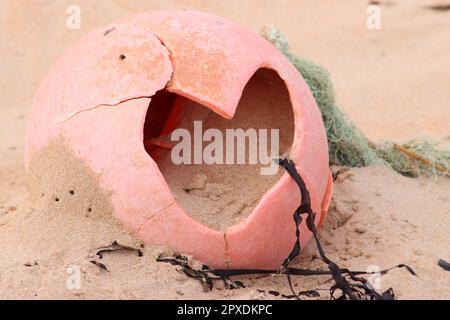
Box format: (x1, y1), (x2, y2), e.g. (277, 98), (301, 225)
(260, 26), (449, 178)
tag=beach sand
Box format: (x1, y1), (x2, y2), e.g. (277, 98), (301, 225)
(0, 0), (449, 299)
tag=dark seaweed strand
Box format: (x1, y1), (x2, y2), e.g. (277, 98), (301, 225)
(277, 158), (310, 299)
(278, 158), (406, 300)
(156, 255), (245, 290)
(157, 253), (415, 297)
(220, 158), (415, 299)
(211, 264), (415, 278)
(278, 158), (356, 300)
(438, 259), (450, 271)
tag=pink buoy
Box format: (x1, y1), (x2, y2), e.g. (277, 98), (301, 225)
(25, 10), (333, 269)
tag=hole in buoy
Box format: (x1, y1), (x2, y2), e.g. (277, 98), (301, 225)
(143, 68), (294, 231)
(119, 54), (126, 60)
(55, 197), (60, 202)
(69, 190), (75, 195)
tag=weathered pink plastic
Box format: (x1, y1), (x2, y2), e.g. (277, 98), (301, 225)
(25, 10), (333, 269)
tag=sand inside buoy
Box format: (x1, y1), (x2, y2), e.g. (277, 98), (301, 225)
(145, 69), (295, 230)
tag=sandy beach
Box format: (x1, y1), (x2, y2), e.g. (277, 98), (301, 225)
(0, 0), (449, 299)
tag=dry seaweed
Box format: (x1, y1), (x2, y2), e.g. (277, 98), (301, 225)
(279, 159), (415, 299)
(157, 254), (414, 299)
(426, 4), (450, 11)
(278, 158), (410, 300)
(24, 261), (38, 267)
(156, 255), (245, 291)
(332, 167), (350, 181)
(157, 159), (416, 300)
(438, 259), (450, 271)
(95, 241), (143, 259)
(257, 289), (320, 299)
(89, 260), (109, 272)
(368, 0), (395, 6)
(104, 26), (115, 36)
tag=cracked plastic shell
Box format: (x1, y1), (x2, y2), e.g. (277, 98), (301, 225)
(25, 10), (333, 269)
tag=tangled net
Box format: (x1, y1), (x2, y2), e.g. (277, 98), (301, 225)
(260, 26), (450, 178)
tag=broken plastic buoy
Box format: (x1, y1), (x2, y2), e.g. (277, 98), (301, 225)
(25, 10), (333, 269)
